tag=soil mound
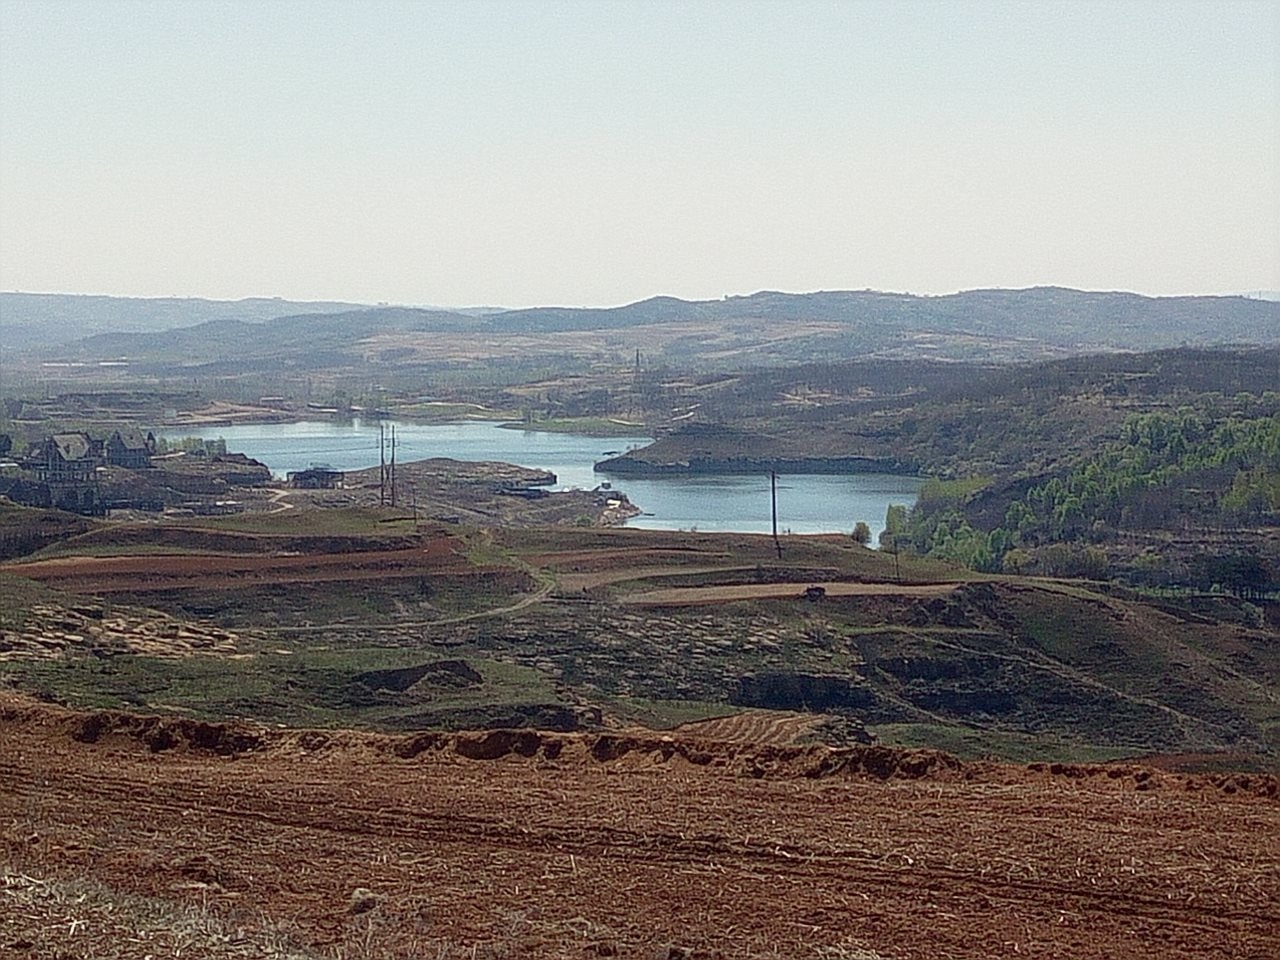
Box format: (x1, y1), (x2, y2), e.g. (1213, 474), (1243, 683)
(732, 671), (876, 712)
(68, 710), (264, 756)
(0, 700), (263, 756)
(1019, 759), (1280, 799)
(453, 729), (565, 760)
(354, 659), (482, 693)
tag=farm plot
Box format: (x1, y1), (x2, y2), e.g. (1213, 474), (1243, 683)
(1, 696), (1277, 960)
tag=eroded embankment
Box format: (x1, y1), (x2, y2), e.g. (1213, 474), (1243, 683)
(3, 696), (1274, 798)
(4, 692), (1279, 960)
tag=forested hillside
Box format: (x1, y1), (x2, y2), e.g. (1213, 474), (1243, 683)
(604, 348), (1280, 594)
(897, 404), (1278, 583)
(872, 358), (1280, 592)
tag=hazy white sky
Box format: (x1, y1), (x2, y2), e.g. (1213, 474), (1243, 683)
(1, 0), (1276, 306)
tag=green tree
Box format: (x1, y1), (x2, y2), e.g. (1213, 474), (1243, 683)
(879, 503), (909, 549)
(851, 521), (872, 545)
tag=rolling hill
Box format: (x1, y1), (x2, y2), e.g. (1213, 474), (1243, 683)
(10, 287), (1278, 372)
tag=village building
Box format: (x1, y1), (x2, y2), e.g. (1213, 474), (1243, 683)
(287, 466), (343, 489)
(104, 428), (157, 469)
(28, 433), (102, 482)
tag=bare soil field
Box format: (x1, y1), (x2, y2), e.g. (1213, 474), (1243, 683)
(674, 709), (825, 745)
(0, 538), (470, 593)
(2, 696), (1277, 959)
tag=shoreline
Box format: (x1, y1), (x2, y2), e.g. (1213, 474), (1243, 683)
(161, 410), (652, 441)
(594, 454), (921, 478)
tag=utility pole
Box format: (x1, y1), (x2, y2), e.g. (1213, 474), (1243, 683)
(378, 423), (386, 506)
(630, 347), (642, 418)
(389, 425), (397, 508)
(771, 471), (783, 559)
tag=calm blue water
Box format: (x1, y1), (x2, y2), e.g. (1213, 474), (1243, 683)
(161, 420), (647, 490)
(613, 473), (922, 536)
(160, 420), (920, 537)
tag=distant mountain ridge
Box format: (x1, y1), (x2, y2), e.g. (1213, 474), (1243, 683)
(4, 287), (1277, 369)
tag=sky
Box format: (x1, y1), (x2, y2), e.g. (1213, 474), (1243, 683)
(0, 0), (1276, 307)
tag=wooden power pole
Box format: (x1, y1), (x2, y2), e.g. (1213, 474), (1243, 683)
(771, 471), (783, 559)
(389, 425), (397, 508)
(378, 423), (386, 506)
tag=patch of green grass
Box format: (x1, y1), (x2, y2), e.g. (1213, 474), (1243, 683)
(0, 575), (61, 630)
(1009, 586), (1172, 679)
(0, 647), (565, 731)
(461, 535), (555, 599)
(0, 502), (99, 560)
(915, 475), (993, 507)
(26, 543), (230, 561)
(188, 507), (419, 536)
(870, 722), (1140, 764)
(463, 534), (515, 567)
(108, 566), (537, 629)
(603, 696), (740, 729)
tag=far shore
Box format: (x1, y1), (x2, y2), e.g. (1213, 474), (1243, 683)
(160, 408), (653, 440)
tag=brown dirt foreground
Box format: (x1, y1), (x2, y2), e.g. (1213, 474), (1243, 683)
(1, 698), (1277, 960)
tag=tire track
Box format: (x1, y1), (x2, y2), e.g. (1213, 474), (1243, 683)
(3, 756), (1274, 934)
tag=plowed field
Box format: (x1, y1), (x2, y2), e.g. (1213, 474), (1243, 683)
(2, 697), (1277, 959)
(1, 539), (469, 593)
(674, 709), (825, 745)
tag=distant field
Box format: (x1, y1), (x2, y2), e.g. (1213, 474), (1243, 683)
(0, 508), (1276, 768)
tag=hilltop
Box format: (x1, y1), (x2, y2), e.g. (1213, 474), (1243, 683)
(7, 288), (1277, 376)
(0, 293), (370, 350)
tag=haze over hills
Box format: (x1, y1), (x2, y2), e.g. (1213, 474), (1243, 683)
(0, 293), (516, 351)
(7, 287), (1277, 373)
(0, 293), (376, 350)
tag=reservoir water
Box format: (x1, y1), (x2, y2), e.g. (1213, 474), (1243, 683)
(161, 420), (921, 538)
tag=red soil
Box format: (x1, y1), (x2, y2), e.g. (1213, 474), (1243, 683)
(1, 538), (473, 592)
(1, 697), (1276, 959)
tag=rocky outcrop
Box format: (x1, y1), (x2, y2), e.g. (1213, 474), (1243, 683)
(0, 602), (242, 661)
(732, 672), (877, 712)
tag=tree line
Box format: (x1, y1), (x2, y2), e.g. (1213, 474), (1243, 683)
(882, 408), (1280, 595)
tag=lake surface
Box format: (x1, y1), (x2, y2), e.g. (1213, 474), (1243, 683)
(161, 420), (921, 537)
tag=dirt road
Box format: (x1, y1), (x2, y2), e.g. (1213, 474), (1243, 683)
(624, 580), (961, 606)
(1, 698), (1276, 959)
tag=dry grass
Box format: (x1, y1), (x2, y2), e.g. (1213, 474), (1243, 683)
(0, 863), (321, 959)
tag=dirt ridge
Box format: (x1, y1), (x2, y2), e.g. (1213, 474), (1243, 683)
(3, 695), (1275, 798)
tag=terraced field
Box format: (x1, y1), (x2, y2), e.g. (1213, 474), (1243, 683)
(3, 519), (1278, 763)
(675, 708), (824, 744)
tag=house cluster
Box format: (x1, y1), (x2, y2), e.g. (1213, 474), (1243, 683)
(286, 465), (343, 489)
(25, 429), (157, 482)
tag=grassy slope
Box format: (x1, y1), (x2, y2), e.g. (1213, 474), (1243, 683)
(1, 512), (1275, 767)
(3, 647), (566, 730)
